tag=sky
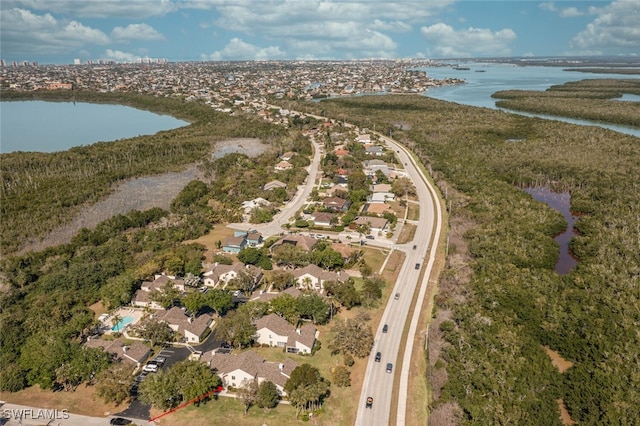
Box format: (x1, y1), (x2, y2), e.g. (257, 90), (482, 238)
(1, 0), (639, 64)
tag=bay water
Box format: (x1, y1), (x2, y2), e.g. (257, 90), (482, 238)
(422, 62), (640, 137)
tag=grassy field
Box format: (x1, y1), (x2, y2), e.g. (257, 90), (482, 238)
(0, 385), (128, 418)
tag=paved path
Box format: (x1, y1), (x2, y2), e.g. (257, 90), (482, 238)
(0, 402), (155, 426)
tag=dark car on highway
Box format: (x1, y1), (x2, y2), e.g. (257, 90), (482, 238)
(366, 397), (373, 408)
(375, 351), (381, 362)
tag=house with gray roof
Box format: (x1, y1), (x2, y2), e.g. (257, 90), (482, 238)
(133, 273), (185, 309)
(292, 264), (350, 292)
(85, 337), (150, 367)
(155, 307), (213, 344)
(204, 350), (298, 395)
(203, 262), (262, 289)
(255, 313), (317, 355)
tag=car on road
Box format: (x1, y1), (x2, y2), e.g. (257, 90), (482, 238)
(142, 363), (158, 373)
(110, 418), (132, 425)
(233, 290), (242, 297)
(365, 235), (374, 240)
(413, 245), (417, 250)
(394, 292), (400, 300)
(415, 263), (421, 270)
(366, 397), (373, 408)
(386, 363), (393, 373)
(375, 351), (382, 362)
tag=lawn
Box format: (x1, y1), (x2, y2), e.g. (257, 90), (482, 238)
(396, 223), (417, 245)
(0, 384), (127, 418)
(184, 225), (236, 262)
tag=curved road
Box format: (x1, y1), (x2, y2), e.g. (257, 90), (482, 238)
(355, 135), (442, 426)
(228, 112), (443, 425)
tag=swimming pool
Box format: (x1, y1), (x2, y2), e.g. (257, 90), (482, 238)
(111, 315), (134, 332)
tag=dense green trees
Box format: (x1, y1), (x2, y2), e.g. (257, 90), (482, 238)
(95, 363), (136, 405)
(138, 360), (221, 410)
(285, 93), (640, 424)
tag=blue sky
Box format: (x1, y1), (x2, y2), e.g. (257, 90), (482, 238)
(1, 1), (638, 64)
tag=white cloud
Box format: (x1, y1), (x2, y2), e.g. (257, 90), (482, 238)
(202, 0), (451, 59)
(369, 19), (412, 33)
(2, 0), (177, 18)
(540, 2), (585, 18)
(559, 7), (583, 18)
(538, 2), (557, 12)
(202, 38), (286, 61)
(420, 23), (516, 57)
(111, 23), (165, 41)
(570, 0), (640, 55)
(0, 8), (109, 55)
(103, 49), (141, 63)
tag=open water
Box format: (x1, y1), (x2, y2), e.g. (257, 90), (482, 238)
(0, 101), (189, 153)
(422, 62), (640, 137)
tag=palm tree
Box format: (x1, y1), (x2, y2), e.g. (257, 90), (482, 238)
(110, 313), (123, 332)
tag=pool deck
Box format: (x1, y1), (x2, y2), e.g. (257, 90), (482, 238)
(100, 307), (144, 334)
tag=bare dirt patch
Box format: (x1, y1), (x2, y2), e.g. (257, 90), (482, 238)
(544, 346), (574, 373)
(19, 138), (269, 254)
(557, 398), (578, 425)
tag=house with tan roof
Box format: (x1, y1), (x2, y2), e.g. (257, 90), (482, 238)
(271, 235), (318, 252)
(361, 202), (393, 215)
(133, 274), (185, 309)
(356, 134), (371, 143)
(280, 151), (296, 161)
(255, 313), (317, 354)
(322, 196), (351, 212)
(204, 350), (298, 395)
(221, 235), (247, 254)
(275, 160), (293, 171)
(85, 337), (150, 367)
(311, 212), (338, 228)
(293, 264), (350, 292)
(154, 307), (213, 344)
(263, 179), (287, 191)
(353, 216), (389, 233)
(203, 262), (262, 289)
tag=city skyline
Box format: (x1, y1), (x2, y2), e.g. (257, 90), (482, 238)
(1, 0), (639, 65)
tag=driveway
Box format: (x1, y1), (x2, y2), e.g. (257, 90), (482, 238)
(116, 330), (223, 421)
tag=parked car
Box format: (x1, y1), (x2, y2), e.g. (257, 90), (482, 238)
(375, 352), (382, 362)
(365, 235), (375, 240)
(153, 356), (166, 366)
(383, 324), (388, 333)
(110, 418), (132, 425)
(386, 363), (393, 373)
(233, 290), (242, 297)
(366, 397), (373, 409)
(142, 363), (158, 373)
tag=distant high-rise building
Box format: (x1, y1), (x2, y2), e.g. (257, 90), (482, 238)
(74, 58), (81, 65)
(0, 59), (6, 67)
